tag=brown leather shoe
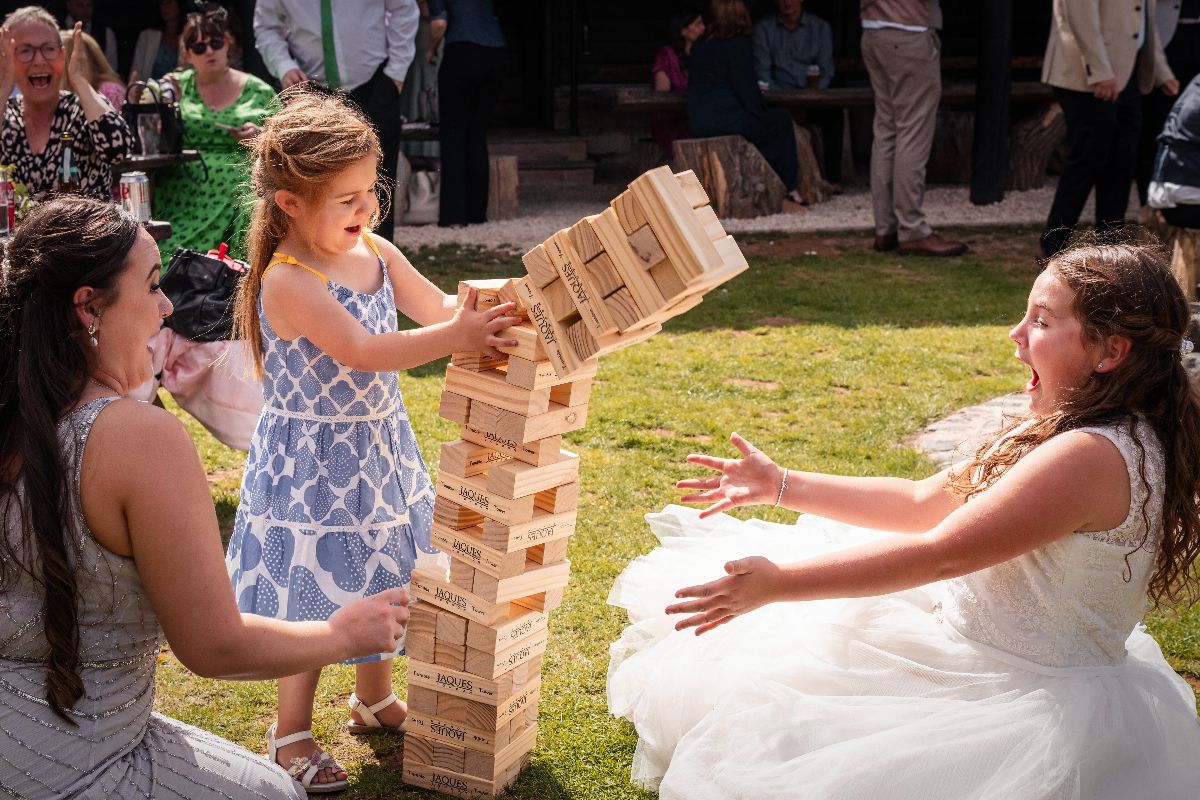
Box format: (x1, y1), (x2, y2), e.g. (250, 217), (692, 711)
(872, 232), (898, 252)
(897, 234), (968, 257)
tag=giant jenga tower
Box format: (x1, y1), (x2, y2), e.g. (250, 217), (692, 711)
(400, 167), (747, 797)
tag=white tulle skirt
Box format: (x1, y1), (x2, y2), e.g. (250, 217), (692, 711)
(607, 506), (1200, 800)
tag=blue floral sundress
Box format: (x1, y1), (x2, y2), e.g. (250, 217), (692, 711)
(226, 234), (440, 662)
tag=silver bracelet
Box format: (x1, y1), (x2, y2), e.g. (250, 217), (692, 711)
(774, 467), (788, 506)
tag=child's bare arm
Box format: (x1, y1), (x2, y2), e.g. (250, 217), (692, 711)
(376, 236), (459, 326)
(679, 432), (959, 531)
(668, 430), (1130, 634)
(264, 267), (518, 372)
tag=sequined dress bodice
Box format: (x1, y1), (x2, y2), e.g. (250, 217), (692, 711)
(942, 420), (1165, 670)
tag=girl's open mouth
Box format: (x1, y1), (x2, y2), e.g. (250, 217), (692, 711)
(345, 224), (362, 235)
(1026, 367), (1040, 393)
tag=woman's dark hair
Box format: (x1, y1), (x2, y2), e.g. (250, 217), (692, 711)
(667, 6), (703, 62)
(0, 197), (141, 722)
(706, 0), (751, 39)
(949, 241), (1200, 607)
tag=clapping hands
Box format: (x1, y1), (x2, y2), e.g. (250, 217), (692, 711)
(677, 432), (787, 518)
(65, 23), (89, 96)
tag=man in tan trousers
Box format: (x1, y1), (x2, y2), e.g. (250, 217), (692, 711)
(1040, 0), (1177, 260)
(861, 0), (966, 257)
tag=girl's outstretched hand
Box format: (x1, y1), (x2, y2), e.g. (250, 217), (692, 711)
(678, 432), (786, 518)
(451, 287), (521, 358)
(666, 556), (782, 635)
(327, 587), (411, 659)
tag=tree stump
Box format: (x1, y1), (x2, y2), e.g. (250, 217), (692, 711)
(1172, 228), (1199, 301)
(1007, 103), (1066, 191)
(487, 154), (519, 221)
(791, 122), (835, 204)
(672, 135), (785, 218)
(926, 110), (974, 184)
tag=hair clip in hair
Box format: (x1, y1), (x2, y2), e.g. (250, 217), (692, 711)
(1182, 338), (1195, 358)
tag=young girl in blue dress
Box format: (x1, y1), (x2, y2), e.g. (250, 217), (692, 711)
(226, 89), (519, 793)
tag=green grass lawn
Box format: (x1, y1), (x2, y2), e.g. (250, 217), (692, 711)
(158, 225), (1200, 799)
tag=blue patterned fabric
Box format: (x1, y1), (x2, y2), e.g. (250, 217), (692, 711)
(226, 246), (438, 663)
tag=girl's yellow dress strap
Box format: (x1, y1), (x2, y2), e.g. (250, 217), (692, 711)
(263, 253), (329, 283)
(361, 230), (383, 258)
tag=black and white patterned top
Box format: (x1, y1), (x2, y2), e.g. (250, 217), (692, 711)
(0, 91), (132, 201)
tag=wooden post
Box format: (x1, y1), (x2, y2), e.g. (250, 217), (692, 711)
(970, 0), (1013, 205)
(487, 155), (519, 221)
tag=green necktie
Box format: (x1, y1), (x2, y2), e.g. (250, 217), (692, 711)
(320, 0), (340, 88)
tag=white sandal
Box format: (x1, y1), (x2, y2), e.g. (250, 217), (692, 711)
(346, 692), (407, 734)
(266, 722), (349, 794)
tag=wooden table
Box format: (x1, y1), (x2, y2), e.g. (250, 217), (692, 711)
(113, 150), (202, 175)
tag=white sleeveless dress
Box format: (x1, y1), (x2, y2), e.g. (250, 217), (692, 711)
(607, 421), (1200, 799)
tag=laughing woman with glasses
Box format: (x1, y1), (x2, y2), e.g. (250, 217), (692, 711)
(151, 8), (275, 260)
(0, 6), (131, 202)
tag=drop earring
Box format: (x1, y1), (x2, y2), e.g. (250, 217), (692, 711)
(87, 319), (98, 348)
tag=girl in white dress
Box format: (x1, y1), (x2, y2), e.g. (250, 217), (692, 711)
(607, 243), (1200, 800)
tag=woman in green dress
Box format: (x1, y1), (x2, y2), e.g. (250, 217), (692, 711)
(153, 7), (275, 260)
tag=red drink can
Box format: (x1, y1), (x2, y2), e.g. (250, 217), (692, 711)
(119, 172), (152, 222)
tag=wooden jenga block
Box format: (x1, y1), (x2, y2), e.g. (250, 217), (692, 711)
(496, 323), (546, 361)
(439, 391), (472, 425)
(437, 679), (540, 731)
(406, 699), (536, 753)
(432, 740), (467, 773)
(480, 509), (577, 552)
(546, 231), (619, 338)
(466, 608), (547, 653)
(494, 278), (526, 318)
(565, 318), (598, 361)
(405, 603), (437, 662)
(613, 188), (648, 234)
(440, 439), (510, 479)
(603, 286), (644, 332)
(698, 235), (750, 289)
(540, 276), (577, 322)
(591, 208), (667, 317)
(503, 356), (596, 391)
(456, 278), (511, 310)
(675, 169), (711, 208)
(436, 609), (469, 645)
(694, 204), (726, 242)
(631, 165), (724, 281)
(403, 731), (434, 766)
(568, 215), (606, 263)
(444, 366), (551, 418)
(535, 480), (578, 514)
(548, 378), (592, 408)
(435, 639), (467, 670)
(627, 225), (667, 270)
(467, 399), (588, 445)
(459, 424), (562, 467)
(451, 351), (507, 372)
(513, 586), (564, 615)
(408, 659), (517, 705)
(437, 470), (537, 526)
(471, 559), (570, 604)
(408, 684), (439, 715)
(528, 537), (569, 565)
(462, 723), (537, 780)
(464, 625), (550, 679)
(582, 250), (626, 299)
(521, 243), (558, 288)
(649, 260), (688, 302)
(450, 559), (476, 592)
(431, 521), (528, 578)
(435, 495), (485, 530)
(410, 569), (513, 626)
(513, 277), (584, 375)
(403, 725), (536, 796)
(485, 451), (579, 498)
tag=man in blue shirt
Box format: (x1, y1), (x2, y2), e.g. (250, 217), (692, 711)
(752, 0), (843, 183)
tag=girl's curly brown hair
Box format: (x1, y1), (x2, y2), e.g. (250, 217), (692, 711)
(948, 242), (1200, 608)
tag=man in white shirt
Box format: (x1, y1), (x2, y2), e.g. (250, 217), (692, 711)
(254, 0), (420, 241)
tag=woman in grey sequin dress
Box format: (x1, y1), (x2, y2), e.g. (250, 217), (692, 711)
(0, 197), (411, 798)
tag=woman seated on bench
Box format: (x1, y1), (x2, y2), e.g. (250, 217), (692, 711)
(1149, 73), (1200, 230)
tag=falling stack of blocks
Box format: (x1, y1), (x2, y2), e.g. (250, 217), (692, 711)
(400, 166), (748, 798)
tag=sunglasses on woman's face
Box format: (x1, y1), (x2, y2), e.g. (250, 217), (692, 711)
(187, 36), (226, 55)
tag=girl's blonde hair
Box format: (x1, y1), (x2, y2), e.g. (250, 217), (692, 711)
(61, 30), (121, 90)
(232, 86), (385, 376)
(949, 242), (1200, 607)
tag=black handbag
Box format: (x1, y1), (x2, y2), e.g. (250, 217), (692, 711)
(122, 81), (184, 155)
(161, 248), (244, 341)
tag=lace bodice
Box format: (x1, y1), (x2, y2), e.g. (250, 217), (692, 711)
(943, 419), (1164, 670)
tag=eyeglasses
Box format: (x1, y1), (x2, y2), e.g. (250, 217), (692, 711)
(14, 44), (62, 63)
(186, 36), (226, 55)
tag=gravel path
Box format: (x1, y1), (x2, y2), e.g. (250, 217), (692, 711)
(392, 178), (1109, 253)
